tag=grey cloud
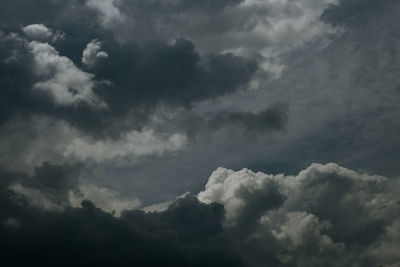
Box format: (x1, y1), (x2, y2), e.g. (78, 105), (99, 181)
(0, 170), (244, 267)
(81, 39), (108, 68)
(5, 162), (82, 209)
(1, 162), (399, 266)
(22, 23), (64, 42)
(92, 39), (257, 110)
(198, 163), (400, 266)
(0, 26), (258, 138)
(97, 0), (341, 76)
(22, 24), (53, 41)
(160, 104), (288, 138)
(1, 161), (141, 216)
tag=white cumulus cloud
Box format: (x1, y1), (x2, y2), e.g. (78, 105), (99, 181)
(29, 41), (106, 107)
(198, 163), (400, 266)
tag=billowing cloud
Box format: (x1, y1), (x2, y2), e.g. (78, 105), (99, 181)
(23, 24), (53, 41)
(1, 163), (399, 266)
(29, 41), (105, 107)
(22, 23), (64, 42)
(82, 39), (108, 67)
(198, 163), (400, 266)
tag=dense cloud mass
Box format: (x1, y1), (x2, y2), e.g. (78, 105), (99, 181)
(0, 27), (258, 136)
(1, 163), (399, 266)
(1, 0), (400, 266)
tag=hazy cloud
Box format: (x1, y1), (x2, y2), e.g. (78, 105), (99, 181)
(64, 129), (187, 162)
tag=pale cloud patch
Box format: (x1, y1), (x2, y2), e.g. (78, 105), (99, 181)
(23, 24), (64, 42)
(9, 183), (64, 211)
(86, 0), (124, 27)
(63, 129), (187, 162)
(69, 184), (141, 216)
(82, 39), (108, 67)
(29, 41), (106, 107)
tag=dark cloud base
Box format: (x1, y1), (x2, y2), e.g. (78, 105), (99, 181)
(0, 194), (243, 267)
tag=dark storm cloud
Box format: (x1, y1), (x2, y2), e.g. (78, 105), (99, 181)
(0, 175), (244, 267)
(1, 162), (399, 266)
(92, 38), (257, 116)
(0, 15), (258, 138)
(0, 162), (81, 209)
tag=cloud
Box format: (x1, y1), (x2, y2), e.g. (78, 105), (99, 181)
(22, 24), (53, 41)
(198, 163), (400, 266)
(1, 162), (399, 266)
(82, 39), (108, 67)
(3, 161), (140, 216)
(0, 25), (259, 138)
(92, 39), (258, 112)
(22, 23), (64, 42)
(1, 1), (399, 265)
(0, 177), (244, 267)
(63, 129), (187, 162)
(91, 0), (342, 76)
(86, 0), (125, 27)
(5, 162), (81, 211)
(29, 41), (106, 107)
(69, 183), (141, 216)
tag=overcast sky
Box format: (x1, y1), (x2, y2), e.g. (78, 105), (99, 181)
(1, 0), (399, 266)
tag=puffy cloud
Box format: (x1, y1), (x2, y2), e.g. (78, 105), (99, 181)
(81, 39), (108, 67)
(199, 163), (400, 266)
(22, 24), (53, 41)
(29, 41), (106, 107)
(22, 23), (64, 42)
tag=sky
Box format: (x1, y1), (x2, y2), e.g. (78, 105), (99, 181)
(0, 0), (399, 266)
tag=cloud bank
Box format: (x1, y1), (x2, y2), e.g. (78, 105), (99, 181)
(1, 163), (399, 266)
